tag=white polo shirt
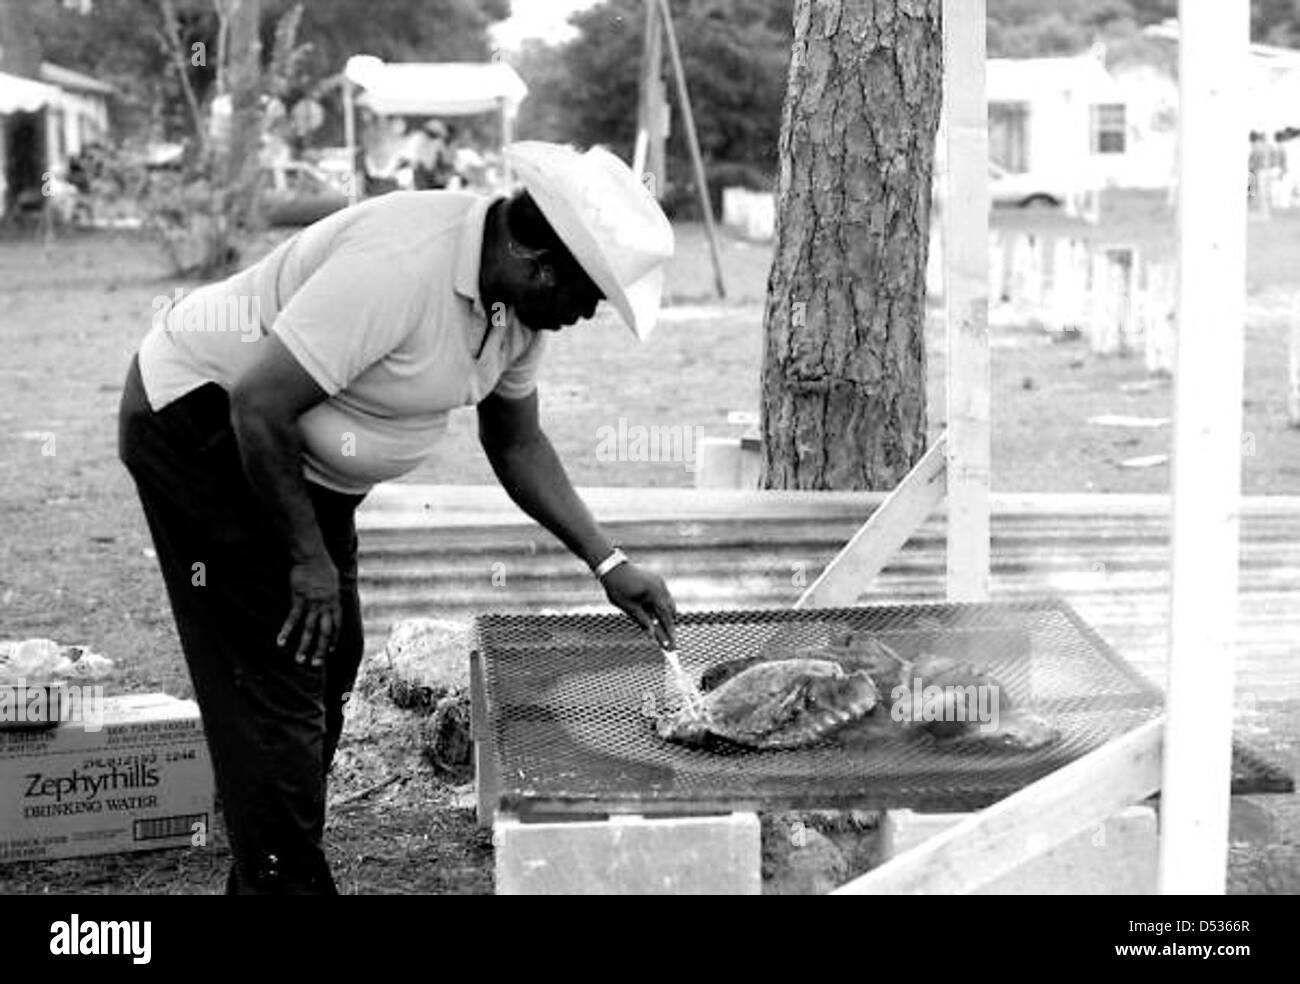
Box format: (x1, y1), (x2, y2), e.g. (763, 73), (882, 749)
(137, 191), (546, 494)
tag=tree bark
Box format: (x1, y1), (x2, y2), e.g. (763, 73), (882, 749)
(760, 0), (943, 490)
(221, 0), (263, 234)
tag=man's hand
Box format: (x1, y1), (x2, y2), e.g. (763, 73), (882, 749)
(477, 393), (679, 646)
(230, 335), (340, 669)
(277, 555), (341, 667)
(600, 563), (678, 649)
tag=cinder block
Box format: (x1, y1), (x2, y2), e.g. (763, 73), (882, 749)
(473, 740), (497, 829)
(744, 193), (775, 241)
(695, 437), (744, 489)
(738, 444), (762, 489)
(722, 187), (748, 229)
(879, 809), (968, 859)
(879, 805), (1158, 895)
(494, 812), (762, 895)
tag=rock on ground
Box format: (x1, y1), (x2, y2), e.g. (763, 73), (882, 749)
(376, 618), (474, 713)
(348, 620), (477, 784)
(421, 692), (474, 783)
(762, 811), (880, 894)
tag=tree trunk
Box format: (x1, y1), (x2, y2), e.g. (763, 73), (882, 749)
(760, 0), (943, 490)
(221, 0), (263, 239)
(155, 0), (206, 150)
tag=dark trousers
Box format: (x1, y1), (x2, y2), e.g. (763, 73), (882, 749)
(118, 355), (366, 894)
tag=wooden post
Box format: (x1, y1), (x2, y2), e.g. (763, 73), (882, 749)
(222, 0), (262, 230)
(657, 0), (726, 299)
(1289, 306), (1300, 426)
(833, 718), (1165, 895)
(1145, 261), (1176, 375)
(942, 0), (991, 601)
(639, 0), (667, 197)
(1116, 246), (1138, 355)
(793, 436), (947, 609)
(1160, 0), (1249, 895)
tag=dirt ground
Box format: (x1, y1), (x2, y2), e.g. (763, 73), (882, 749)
(0, 674), (495, 895)
(1, 196), (1298, 894)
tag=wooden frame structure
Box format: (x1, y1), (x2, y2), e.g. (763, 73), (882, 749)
(479, 0), (1253, 895)
(829, 0), (1248, 894)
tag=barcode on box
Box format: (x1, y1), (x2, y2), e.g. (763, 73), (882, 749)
(133, 813), (208, 842)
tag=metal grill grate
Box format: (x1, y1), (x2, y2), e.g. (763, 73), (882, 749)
(471, 598), (1292, 816)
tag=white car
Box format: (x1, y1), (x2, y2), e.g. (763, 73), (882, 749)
(259, 160), (349, 226)
(987, 161), (1071, 209)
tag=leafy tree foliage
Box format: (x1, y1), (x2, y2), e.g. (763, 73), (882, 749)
(514, 0), (791, 178)
(27, 0), (510, 140)
(986, 0), (1177, 57)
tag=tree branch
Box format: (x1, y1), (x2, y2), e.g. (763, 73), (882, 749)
(155, 0), (207, 153)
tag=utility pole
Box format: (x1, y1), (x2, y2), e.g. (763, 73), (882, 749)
(656, 0), (725, 299)
(637, 0), (667, 198)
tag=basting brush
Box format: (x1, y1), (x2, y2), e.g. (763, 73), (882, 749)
(656, 637), (706, 717)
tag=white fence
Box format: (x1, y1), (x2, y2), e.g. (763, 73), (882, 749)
(933, 224), (1178, 374)
(729, 194), (1220, 380)
(721, 187), (776, 241)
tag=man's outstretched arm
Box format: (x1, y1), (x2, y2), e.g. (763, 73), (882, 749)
(477, 389), (678, 647)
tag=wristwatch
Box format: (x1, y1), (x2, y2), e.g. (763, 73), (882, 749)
(593, 548), (629, 580)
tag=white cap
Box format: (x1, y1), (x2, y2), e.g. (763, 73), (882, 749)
(504, 141), (674, 340)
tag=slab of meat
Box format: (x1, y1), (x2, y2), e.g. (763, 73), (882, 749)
(654, 658), (879, 750)
(690, 635), (1059, 752)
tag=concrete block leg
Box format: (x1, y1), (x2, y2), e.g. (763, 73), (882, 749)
(879, 805), (1158, 894)
(695, 437), (743, 489)
(495, 812), (762, 895)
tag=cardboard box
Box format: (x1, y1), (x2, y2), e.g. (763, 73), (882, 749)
(0, 694), (213, 864)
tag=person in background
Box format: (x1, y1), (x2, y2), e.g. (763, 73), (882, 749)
(1248, 131), (1269, 207)
(1271, 130), (1293, 210)
(360, 112), (407, 194)
(405, 120), (455, 190)
(451, 129), (486, 190)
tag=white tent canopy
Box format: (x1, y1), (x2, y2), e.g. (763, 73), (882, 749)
(0, 70), (61, 114)
(344, 56), (528, 118)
